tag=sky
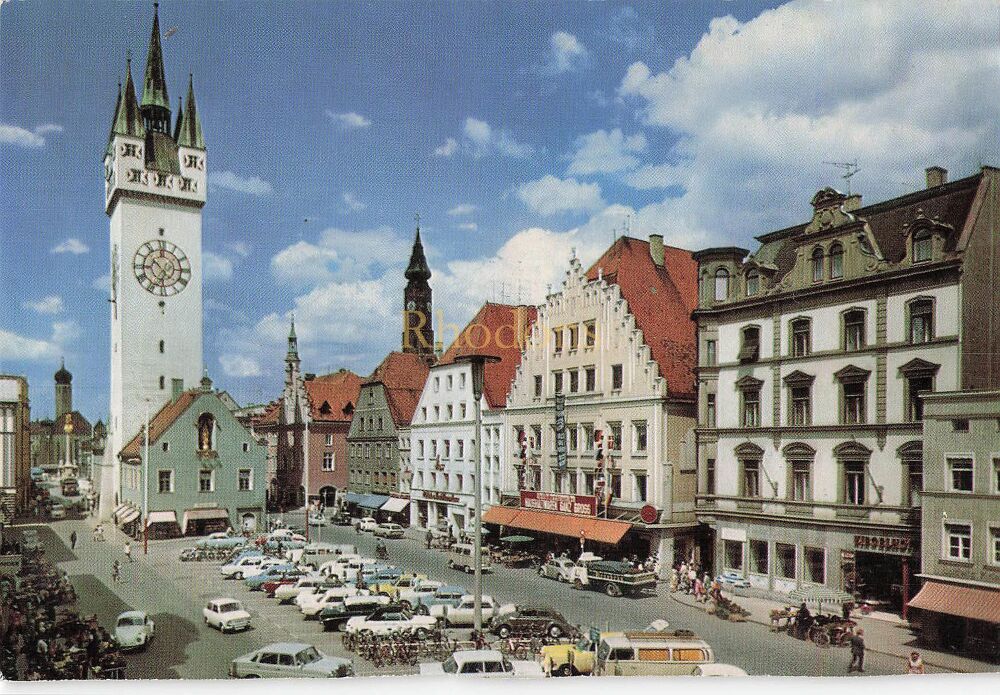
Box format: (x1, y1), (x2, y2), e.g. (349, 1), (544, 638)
(2, 0), (999, 422)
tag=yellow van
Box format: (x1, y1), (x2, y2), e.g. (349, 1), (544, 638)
(593, 631), (714, 676)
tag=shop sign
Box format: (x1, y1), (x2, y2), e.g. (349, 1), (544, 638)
(639, 504), (659, 524)
(554, 393), (567, 471)
(520, 491), (597, 516)
(0, 555), (21, 576)
(423, 490), (460, 503)
(854, 534), (913, 555)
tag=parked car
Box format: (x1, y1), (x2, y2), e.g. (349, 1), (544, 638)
(113, 611), (154, 651)
(372, 522), (405, 539)
(538, 557), (576, 582)
(363, 566), (402, 583)
(49, 503), (67, 519)
(569, 556), (657, 597)
(195, 535), (246, 550)
(540, 635), (597, 677)
(262, 575), (307, 597)
(269, 528), (306, 542)
(414, 585), (468, 613)
(319, 595), (391, 632)
(241, 557), (292, 580)
(420, 649), (544, 677)
(343, 603), (437, 637)
(429, 595), (515, 627)
(715, 572), (751, 589)
(275, 576), (341, 604)
(371, 573), (428, 599)
(299, 587), (369, 618)
(229, 643), (352, 679)
(245, 566), (304, 591)
(448, 543), (492, 573)
(395, 579), (443, 609)
(489, 606), (576, 640)
(332, 511), (352, 526)
(263, 538), (306, 552)
(203, 598), (252, 633)
(358, 517), (378, 532)
(220, 555), (267, 580)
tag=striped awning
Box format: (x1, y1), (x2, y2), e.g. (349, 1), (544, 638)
(909, 581), (1000, 624)
(118, 507), (141, 525)
(146, 510), (178, 527)
(483, 507), (631, 545)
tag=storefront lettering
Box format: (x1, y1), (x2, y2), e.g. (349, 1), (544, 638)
(520, 491), (597, 516)
(853, 534), (914, 555)
(422, 490), (460, 503)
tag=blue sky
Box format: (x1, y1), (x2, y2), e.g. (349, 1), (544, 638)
(2, 1), (999, 422)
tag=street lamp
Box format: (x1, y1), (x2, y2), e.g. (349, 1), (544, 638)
(455, 353), (500, 634)
(143, 399), (150, 555)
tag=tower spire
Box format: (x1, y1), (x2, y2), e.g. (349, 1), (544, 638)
(112, 55), (145, 140)
(141, 3), (171, 133)
(175, 73), (206, 149)
(286, 315), (299, 361)
(404, 225), (431, 282)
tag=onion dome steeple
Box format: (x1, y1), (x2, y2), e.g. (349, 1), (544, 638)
(405, 227), (432, 282)
(140, 3), (171, 134)
(54, 357), (72, 385)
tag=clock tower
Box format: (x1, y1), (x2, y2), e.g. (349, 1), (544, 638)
(402, 226), (434, 361)
(100, 5), (207, 519)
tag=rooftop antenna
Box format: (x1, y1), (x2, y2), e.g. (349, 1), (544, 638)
(624, 214), (632, 237)
(823, 160), (861, 195)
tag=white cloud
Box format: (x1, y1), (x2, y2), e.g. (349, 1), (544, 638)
(517, 175), (605, 216)
(51, 320), (81, 344)
(203, 251), (234, 282)
(209, 170), (274, 196)
(616, 1), (1000, 243)
(434, 137), (459, 157)
(455, 222), (478, 232)
(543, 31), (588, 74)
(567, 128), (648, 175)
(0, 122), (63, 148)
(447, 203), (477, 217)
(342, 191), (366, 212)
(270, 226), (402, 286)
(23, 295), (64, 314)
(325, 110), (372, 130)
(92, 274), (110, 292)
(219, 353), (262, 378)
(0, 329), (59, 361)
(227, 241), (251, 258)
(51, 238), (89, 255)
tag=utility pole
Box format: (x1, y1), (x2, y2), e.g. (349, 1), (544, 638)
(143, 399), (150, 554)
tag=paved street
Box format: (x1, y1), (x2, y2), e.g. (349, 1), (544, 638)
(27, 514), (973, 679)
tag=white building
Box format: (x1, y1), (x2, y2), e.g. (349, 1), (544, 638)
(693, 166), (1000, 608)
(408, 303), (536, 533)
(494, 237), (699, 567)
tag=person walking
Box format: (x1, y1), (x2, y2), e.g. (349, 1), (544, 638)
(848, 628), (865, 673)
(69, 530), (78, 550)
(425, 529), (433, 549)
(111, 560), (121, 583)
(906, 651), (925, 674)
(123, 541), (132, 563)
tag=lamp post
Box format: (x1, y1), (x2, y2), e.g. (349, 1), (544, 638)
(62, 414), (73, 480)
(455, 353), (500, 634)
(143, 399), (150, 554)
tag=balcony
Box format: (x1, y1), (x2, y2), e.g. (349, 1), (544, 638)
(696, 494), (921, 528)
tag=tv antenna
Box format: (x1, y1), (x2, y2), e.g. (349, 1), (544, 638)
(823, 160), (861, 195)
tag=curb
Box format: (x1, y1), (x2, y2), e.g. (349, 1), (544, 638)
(666, 592), (966, 673)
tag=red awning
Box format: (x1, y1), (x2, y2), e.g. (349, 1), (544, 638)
(492, 508), (632, 545)
(908, 581), (1000, 624)
(482, 506), (521, 526)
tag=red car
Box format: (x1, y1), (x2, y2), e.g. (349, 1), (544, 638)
(262, 577), (300, 597)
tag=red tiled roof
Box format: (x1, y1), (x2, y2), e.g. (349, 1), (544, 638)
(585, 236), (698, 399)
(365, 352), (430, 426)
(909, 580), (1000, 624)
(305, 369), (363, 422)
(438, 302), (539, 409)
(119, 390), (200, 459)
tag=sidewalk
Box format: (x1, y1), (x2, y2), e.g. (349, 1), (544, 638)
(668, 587), (991, 674)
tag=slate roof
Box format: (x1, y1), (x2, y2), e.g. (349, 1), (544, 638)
(585, 236), (698, 400)
(364, 352), (430, 426)
(437, 302), (539, 409)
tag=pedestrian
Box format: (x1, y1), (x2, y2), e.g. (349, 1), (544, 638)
(111, 560), (121, 583)
(425, 529), (433, 549)
(355, 522), (361, 535)
(906, 651), (925, 674)
(669, 567), (679, 593)
(848, 628), (865, 673)
(688, 565), (697, 593)
(842, 601), (854, 620)
(123, 541), (132, 562)
(70, 530), (78, 550)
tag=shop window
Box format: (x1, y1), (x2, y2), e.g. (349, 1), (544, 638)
(746, 270), (760, 297)
(738, 325), (760, 363)
(790, 460), (811, 501)
(750, 540), (768, 574)
(948, 457), (974, 492)
(843, 461), (866, 505)
(908, 298), (934, 343)
(741, 460), (760, 498)
(634, 422), (647, 452)
(776, 543), (796, 579)
(913, 228), (932, 263)
(810, 247), (824, 282)
(705, 459), (715, 495)
(585, 367), (596, 391)
(723, 540), (744, 571)
(944, 523), (972, 561)
(706, 394), (716, 428)
(611, 364), (623, 390)
(804, 547), (825, 584)
(790, 318), (811, 357)
(829, 242), (844, 279)
(714, 268), (730, 301)
(843, 309), (865, 351)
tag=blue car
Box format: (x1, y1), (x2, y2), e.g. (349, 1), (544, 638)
(244, 564), (300, 590)
(715, 571), (751, 589)
(414, 585), (468, 613)
(195, 536), (247, 550)
(362, 567), (401, 583)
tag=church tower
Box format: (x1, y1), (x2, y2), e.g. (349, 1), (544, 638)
(101, 4), (207, 519)
(54, 358), (73, 419)
(402, 226), (434, 360)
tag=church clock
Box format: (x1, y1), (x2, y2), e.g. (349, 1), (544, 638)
(133, 239), (192, 296)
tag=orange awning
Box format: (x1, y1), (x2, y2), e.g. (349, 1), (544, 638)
(909, 581), (1000, 624)
(482, 506), (520, 526)
(496, 508), (632, 545)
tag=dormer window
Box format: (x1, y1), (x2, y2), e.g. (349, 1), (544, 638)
(746, 270), (760, 297)
(810, 247), (824, 283)
(828, 242), (844, 278)
(738, 325), (761, 363)
(913, 229), (932, 263)
(714, 268), (730, 301)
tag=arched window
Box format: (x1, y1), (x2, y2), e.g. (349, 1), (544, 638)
(197, 413), (216, 451)
(913, 228), (932, 263)
(746, 270), (760, 297)
(714, 268), (730, 301)
(810, 247), (824, 282)
(828, 242), (844, 279)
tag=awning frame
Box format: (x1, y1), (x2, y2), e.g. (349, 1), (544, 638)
(380, 497), (410, 514)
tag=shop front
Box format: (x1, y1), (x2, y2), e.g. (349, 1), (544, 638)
(379, 496), (410, 526)
(909, 580), (1000, 660)
(409, 489), (463, 532)
(181, 507), (230, 536)
(145, 510), (181, 539)
(342, 492), (390, 520)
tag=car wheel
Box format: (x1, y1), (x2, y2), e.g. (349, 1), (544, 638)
(604, 582), (622, 598)
(415, 627), (428, 640)
(399, 601), (411, 610)
(244, 674), (260, 679)
(573, 579), (584, 590)
(548, 624), (563, 639)
(447, 560), (454, 569)
(538, 567), (546, 577)
(497, 625), (511, 639)
(557, 664), (573, 677)
(234, 572), (243, 580)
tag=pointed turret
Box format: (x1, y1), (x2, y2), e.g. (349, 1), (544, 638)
(106, 83), (123, 157)
(405, 228), (432, 282)
(173, 96), (183, 140)
(112, 57), (145, 139)
(286, 316), (300, 362)
(140, 3), (171, 133)
(176, 74), (206, 149)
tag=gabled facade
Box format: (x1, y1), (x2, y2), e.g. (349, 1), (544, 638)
(497, 237), (698, 566)
(693, 166), (1000, 609)
(0, 376), (31, 519)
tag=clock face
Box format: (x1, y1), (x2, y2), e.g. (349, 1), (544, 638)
(133, 239), (191, 296)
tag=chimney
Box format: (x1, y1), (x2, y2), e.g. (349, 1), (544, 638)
(171, 378), (184, 402)
(926, 166), (947, 189)
(648, 234), (665, 266)
(844, 194), (862, 212)
(304, 373), (316, 381)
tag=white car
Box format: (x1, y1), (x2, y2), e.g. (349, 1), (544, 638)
(396, 580), (443, 609)
(203, 598), (252, 633)
(420, 649), (543, 677)
(270, 528), (306, 543)
(299, 587), (369, 617)
(538, 557), (576, 582)
(241, 557), (289, 579)
(113, 611), (154, 651)
(230, 643), (352, 679)
(49, 503), (67, 519)
(345, 604), (437, 637)
(372, 522), (404, 539)
(274, 576), (329, 604)
(358, 517), (378, 532)
(429, 595), (514, 627)
(220, 555), (266, 579)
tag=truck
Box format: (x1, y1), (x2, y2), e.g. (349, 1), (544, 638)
(569, 553), (657, 597)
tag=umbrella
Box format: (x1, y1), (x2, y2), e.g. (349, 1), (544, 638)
(499, 535), (534, 544)
(788, 586), (855, 613)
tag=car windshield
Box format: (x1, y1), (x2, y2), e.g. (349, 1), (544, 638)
(117, 616), (144, 627)
(442, 656), (459, 674)
(219, 602), (242, 613)
(296, 647), (321, 664)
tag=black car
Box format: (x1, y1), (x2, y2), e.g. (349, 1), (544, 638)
(489, 605), (577, 640)
(319, 596), (389, 631)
